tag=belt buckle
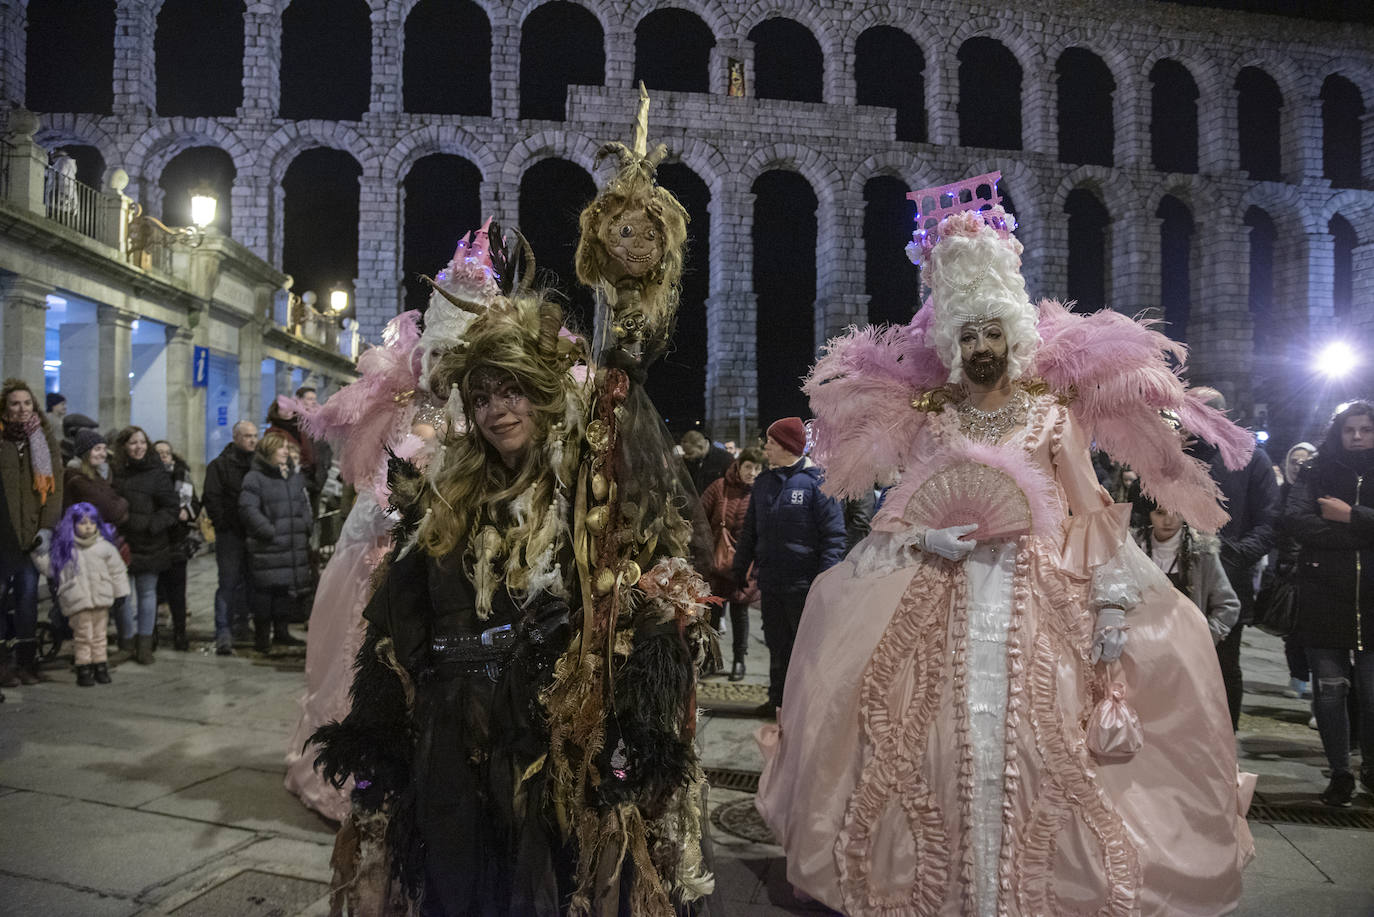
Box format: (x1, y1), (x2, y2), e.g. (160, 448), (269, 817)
(481, 624), (512, 647)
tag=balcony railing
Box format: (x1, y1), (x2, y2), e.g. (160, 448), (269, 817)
(43, 160), (121, 248)
(0, 139), (12, 201)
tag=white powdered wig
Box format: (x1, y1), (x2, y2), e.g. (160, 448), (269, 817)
(924, 207), (1040, 384)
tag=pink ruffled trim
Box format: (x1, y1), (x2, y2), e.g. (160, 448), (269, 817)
(993, 539), (1032, 915)
(1013, 630), (1140, 917)
(835, 560), (960, 916)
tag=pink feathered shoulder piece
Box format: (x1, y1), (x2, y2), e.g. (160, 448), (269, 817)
(298, 311), (425, 488)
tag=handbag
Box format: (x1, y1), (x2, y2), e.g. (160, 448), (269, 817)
(1253, 564), (1298, 637)
(712, 525), (735, 578)
(1086, 668), (1143, 762)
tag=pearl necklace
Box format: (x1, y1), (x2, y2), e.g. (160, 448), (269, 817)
(957, 388), (1029, 443)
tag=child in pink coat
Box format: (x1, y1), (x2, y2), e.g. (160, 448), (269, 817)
(34, 502), (129, 686)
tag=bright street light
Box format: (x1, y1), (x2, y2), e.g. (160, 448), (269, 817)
(189, 183), (218, 229)
(329, 287), (349, 314)
(1316, 341), (1358, 377)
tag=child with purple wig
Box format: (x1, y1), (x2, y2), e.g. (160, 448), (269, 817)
(33, 502), (129, 686)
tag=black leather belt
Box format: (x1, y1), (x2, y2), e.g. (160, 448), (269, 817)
(430, 624), (515, 681)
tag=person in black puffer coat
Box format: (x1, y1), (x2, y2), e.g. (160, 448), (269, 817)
(1280, 399), (1374, 807)
(112, 426), (178, 665)
(239, 430), (312, 653)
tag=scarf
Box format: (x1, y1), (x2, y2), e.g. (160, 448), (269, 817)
(1, 414), (54, 505)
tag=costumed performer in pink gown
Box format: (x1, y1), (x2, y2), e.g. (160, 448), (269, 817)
(755, 172), (1256, 917)
(283, 309), (448, 822)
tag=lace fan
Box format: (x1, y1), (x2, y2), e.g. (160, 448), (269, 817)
(902, 461), (1032, 541)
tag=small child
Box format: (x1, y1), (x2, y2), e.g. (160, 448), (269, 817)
(34, 502), (129, 686)
(1132, 494), (1239, 646)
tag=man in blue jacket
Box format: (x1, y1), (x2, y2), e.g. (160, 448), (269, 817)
(733, 417), (847, 717)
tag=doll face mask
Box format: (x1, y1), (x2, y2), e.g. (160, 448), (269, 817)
(599, 206), (663, 282)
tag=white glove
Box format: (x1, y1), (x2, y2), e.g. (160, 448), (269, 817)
(921, 524), (978, 561)
(33, 528), (52, 555)
(1091, 607), (1129, 663)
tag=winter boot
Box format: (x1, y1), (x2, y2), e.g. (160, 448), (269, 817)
(92, 662), (112, 684)
(134, 633), (154, 665)
(0, 647), (19, 688)
(253, 617), (272, 654)
(76, 664), (95, 687)
(15, 642), (44, 684)
(272, 617), (305, 648)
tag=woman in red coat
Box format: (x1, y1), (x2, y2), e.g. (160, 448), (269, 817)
(700, 447), (764, 680)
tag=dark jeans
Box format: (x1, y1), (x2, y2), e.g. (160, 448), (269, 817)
(0, 550), (39, 648)
(1306, 646), (1374, 778)
(1283, 632), (1309, 682)
(760, 590), (808, 708)
(709, 600), (750, 663)
(1216, 622), (1245, 731)
(213, 531), (251, 645)
(158, 560), (188, 631)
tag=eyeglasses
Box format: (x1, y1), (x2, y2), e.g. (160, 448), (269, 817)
(471, 386), (528, 416)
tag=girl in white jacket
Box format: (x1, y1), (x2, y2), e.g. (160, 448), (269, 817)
(35, 502), (129, 686)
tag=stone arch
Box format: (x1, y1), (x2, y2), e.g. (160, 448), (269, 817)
(1238, 183), (1318, 236)
(381, 126), (499, 186)
(738, 143), (843, 226)
(512, 0), (617, 33)
(1040, 27), (1133, 88)
(738, 0), (842, 61)
(260, 121), (379, 186)
(1318, 189), (1374, 236)
(126, 120), (253, 201)
(1051, 165), (1135, 224)
(947, 16), (1044, 81)
(1139, 174), (1222, 220)
(626, 0), (731, 39)
(33, 113), (122, 184)
(848, 152), (921, 197)
(500, 129), (603, 185)
(1225, 48), (1306, 106)
(1316, 56), (1374, 106)
(660, 137), (729, 202)
(396, 0), (503, 25)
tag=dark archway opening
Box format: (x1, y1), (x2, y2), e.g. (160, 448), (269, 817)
(1157, 195), (1195, 339)
(1236, 67), (1282, 181)
(635, 9), (714, 94)
(1321, 75), (1365, 189)
(282, 148), (362, 301)
(520, 2), (605, 120)
(54, 144), (106, 189)
(1056, 48), (1114, 166)
(1150, 59), (1199, 173)
(160, 146), (236, 233)
(748, 18), (823, 103)
(645, 163), (710, 433)
(863, 175), (919, 325)
(518, 158), (597, 332)
(958, 38), (1022, 151)
(26, 0), (115, 114)
(402, 154), (483, 314)
(281, 0), (370, 120)
(1244, 206), (1276, 351)
(1066, 188), (1109, 312)
(1330, 213), (1356, 319)
(404, 0), (491, 115)
(855, 26), (925, 143)
(753, 170), (817, 424)
(155, 0), (244, 116)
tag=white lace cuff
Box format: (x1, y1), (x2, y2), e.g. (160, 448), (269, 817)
(1090, 539), (1146, 612)
(849, 529), (925, 579)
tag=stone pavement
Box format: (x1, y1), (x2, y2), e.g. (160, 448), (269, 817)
(1, 552), (1371, 916)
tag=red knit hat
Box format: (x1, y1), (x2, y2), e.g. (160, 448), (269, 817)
(766, 417), (807, 457)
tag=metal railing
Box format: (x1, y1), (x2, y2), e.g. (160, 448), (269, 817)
(43, 160), (120, 247)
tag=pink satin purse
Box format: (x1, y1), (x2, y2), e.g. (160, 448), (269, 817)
(1086, 675), (1143, 762)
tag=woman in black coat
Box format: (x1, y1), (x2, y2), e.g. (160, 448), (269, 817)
(1281, 400), (1374, 807)
(154, 440), (201, 651)
(112, 426), (178, 665)
(238, 430), (312, 653)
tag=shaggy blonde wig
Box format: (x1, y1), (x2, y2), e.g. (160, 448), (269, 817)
(414, 291), (587, 616)
(924, 206), (1041, 384)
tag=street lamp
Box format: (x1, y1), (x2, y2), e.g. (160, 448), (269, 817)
(1316, 341), (1358, 377)
(189, 182), (218, 229)
(127, 182), (218, 263)
(329, 286), (350, 315)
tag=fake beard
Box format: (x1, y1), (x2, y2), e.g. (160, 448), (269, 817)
(965, 351), (1007, 386)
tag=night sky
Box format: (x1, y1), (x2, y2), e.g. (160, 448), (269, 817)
(22, 0), (1373, 434)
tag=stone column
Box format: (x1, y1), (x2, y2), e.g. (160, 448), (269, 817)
(0, 1), (24, 107)
(1188, 215), (1251, 404)
(1, 109), (50, 217)
(0, 276), (51, 386)
(1362, 111), (1374, 189)
(815, 190), (867, 343)
(355, 173), (400, 344)
(924, 38), (958, 147)
(705, 182), (757, 438)
(164, 324), (203, 469)
(112, 0), (155, 116)
(230, 173), (271, 259)
(1110, 208), (1159, 317)
(489, 16), (521, 121)
(238, 314), (268, 428)
(1022, 64), (1053, 156)
(1116, 80), (1151, 169)
(273, 359), (293, 401)
(604, 27), (634, 89)
(369, 5), (402, 116)
(96, 305), (136, 432)
(239, 2), (282, 117)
